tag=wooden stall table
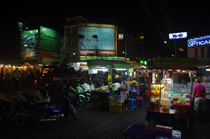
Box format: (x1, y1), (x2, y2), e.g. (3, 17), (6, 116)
(145, 107), (177, 126)
(123, 124), (182, 139)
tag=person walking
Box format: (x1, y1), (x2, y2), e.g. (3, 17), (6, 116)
(121, 77), (130, 110)
(191, 77), (206, 122)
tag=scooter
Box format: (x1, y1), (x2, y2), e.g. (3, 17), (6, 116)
(80, 82), (95, 103)
(33, 88), (78, 129)
(67, 85), (86, 106)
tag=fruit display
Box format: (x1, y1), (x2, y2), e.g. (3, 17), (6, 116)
(94, 85), (110, 91)
(151, 85), (161, 95)
(173, 99), (185, 104)
(128, 80), (137, 84)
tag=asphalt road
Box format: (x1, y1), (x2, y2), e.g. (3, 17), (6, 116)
(1, 86), (210, 139)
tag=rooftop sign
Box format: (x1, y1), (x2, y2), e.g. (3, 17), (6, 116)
(188, 35), (210, 48)
(169, 32), (187, 40)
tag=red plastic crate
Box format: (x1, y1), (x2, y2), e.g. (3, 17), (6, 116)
(173, 103), (191, 116)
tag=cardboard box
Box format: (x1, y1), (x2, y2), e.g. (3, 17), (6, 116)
(156, 125), (172, 133)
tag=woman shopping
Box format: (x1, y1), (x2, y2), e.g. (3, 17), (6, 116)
(121, 77), (130, 110)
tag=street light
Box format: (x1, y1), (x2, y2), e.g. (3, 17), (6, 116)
(122, 51), (125, 54)
(172, 54), (174, 57)
(164, 41), (167, 44)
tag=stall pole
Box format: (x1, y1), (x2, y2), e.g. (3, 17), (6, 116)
(111, 66), (113, 95)
(90, 66), (92, 94)
(190, 72), (193, 98)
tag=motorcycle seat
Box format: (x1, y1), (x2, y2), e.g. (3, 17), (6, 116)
(20, 93), (35, 102)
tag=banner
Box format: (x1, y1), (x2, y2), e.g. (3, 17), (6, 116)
(79, 27), (114, 50)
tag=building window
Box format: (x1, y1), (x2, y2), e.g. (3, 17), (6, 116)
(207, 47), (210, 58)
(201, 47), (204, 59)
(107, 54), (113, 56)
(72, 30), (77, 35)
(195, 48), (197, 59)
(87, 53), (94, 56)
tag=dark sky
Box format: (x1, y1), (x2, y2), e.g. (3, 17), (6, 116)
(0, 0), (210, 62)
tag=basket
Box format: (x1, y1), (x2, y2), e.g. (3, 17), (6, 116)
(113, 95), (126, 103)
(173, 103), (191, 116)
(109, 102), (123, 113)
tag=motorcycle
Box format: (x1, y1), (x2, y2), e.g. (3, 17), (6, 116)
(67, 85), (87, 106)
(33, 87), (78, 129)
(0, 96), (28, 128)
(80, 82), (95, 103)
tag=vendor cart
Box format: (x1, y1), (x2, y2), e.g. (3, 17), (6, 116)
(87, 59), (132, 111)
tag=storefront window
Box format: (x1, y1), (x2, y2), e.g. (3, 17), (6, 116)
(195, 48), (197, 59)
(207, 47), (210, 58)
(201, 47), (204, 59)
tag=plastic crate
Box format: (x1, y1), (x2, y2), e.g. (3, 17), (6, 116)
(109, 102), (123, 113)
(173, 103), (191, 116)
(113, 95), (126, 103)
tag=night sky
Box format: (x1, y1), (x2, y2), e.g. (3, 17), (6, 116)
(0, 0), (210, 63)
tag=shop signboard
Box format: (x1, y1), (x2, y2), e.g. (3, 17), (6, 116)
(20, 29), (38, 52)
(79, 27), (114, 50)
(118, 34), (124, 40)
(188, 35), (210, 48)
(154, 58), (195, 68)
(169, 32), (187, 40)
(18, 22), (23, 31)
(40, 26), (61, 52)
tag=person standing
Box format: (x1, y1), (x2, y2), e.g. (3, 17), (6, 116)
(121, 77), (130, 110)
(191, 78), (206, 122)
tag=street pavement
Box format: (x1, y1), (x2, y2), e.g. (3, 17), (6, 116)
(0, 86), (210, 139)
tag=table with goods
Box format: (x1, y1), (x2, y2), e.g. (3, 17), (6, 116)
(146, 77), (192, 128)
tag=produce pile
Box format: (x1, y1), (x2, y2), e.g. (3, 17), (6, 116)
(128, 80), (137, 84)
(173, 99), (185, 104)
(151, 86), (160, 95)
(94, 85), (110, 91)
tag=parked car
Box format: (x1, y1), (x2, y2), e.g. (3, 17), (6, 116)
(39, 66), (82, 88)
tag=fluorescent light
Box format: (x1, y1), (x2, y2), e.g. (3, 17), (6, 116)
(116, 68), (127, 70)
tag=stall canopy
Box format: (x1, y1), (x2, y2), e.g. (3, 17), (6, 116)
(154, 58), (197, 70)
(87, 59), (132, 69)
(125, 61), (148, 69)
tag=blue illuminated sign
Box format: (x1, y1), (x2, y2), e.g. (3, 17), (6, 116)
(187, 35), (210, 48)
(79, 27), (115, 50)
(169, 32), (187, 40)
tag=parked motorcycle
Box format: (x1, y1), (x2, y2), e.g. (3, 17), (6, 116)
(80, 82), (95, 103)
(67, 85), (86, 106)
(0, 96), (28, 128)
(33, 88), (78, 129)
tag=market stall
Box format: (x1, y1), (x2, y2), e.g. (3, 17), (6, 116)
(87, 59), (132, 111)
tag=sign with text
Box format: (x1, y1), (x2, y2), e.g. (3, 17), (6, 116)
(79, 27), (114, 50)
(40, 26), (61, 52)
(188, 35), (210, 48)
(169, 32), (187, 40)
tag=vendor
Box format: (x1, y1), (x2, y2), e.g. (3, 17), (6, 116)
(121, 77), (130, 110)
(191, 77), (206, 122)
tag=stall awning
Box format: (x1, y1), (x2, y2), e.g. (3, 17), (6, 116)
(125, 61), (147, 69)
(87, 59), (132, 69)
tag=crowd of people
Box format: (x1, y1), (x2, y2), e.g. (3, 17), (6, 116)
(0, 68), (41, 88)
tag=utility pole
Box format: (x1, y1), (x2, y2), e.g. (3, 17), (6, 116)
(37, 27), (40, 64)
(175, 40), (177, 58)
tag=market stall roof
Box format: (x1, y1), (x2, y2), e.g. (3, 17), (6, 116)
(125, 61), (148, 69)
(87, 59), (132, 69)
(154, 58), (197, 71)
